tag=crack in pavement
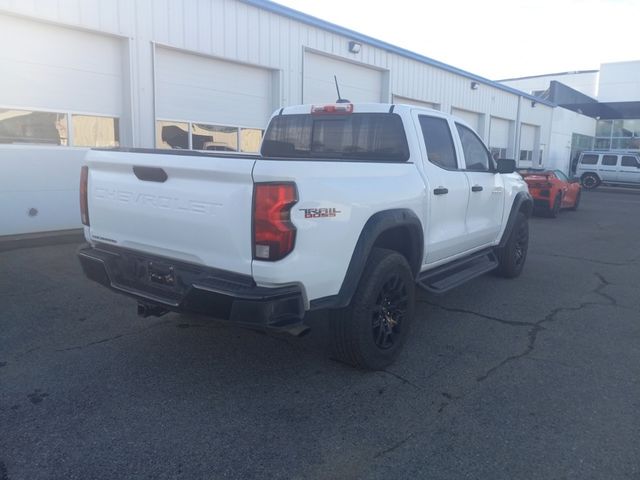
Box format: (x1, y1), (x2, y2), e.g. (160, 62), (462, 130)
(418, 301), (539, 328)
(476, 272), (616, 382)
(10, 320), (173, 360)
(380, 369), (423, 391)
(373, 432), (416, 458)
(55, 319), (174, 352)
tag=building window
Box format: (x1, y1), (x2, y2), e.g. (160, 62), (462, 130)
(156, 120), (263, 153)
(596, 120), (612, 137)
(192, 124), (238, 151)
(156, 121), (189, 149)
(240, 128), (263, 153)
(72, 115), (119, 147)
(490, 147), (507, 159)
(594, 138), (611, 150)
(595, 119), (640, 152)
(0, 109), (68, 145)
(519, 150), (533, 161)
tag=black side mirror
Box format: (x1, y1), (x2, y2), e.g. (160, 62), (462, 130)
(496, 158), (516, 174)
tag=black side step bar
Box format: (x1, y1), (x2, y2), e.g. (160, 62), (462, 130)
(417, 248), (498, 294)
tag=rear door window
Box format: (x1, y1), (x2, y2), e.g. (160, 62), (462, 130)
(580, 154), (598, 165)
(602, 155), (618, 166)
(261, 113), (410, 161)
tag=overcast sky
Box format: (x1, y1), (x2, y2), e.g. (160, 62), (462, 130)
(275, 0), (640, 80)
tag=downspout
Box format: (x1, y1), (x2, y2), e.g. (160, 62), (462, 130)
(514, 96), (522, 164)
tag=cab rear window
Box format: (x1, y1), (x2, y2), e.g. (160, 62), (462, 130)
(261, 113), (410, 161)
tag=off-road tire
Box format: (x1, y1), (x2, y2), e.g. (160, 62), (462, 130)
(331, 248), (415, 370)
(494, 212), (529, 278)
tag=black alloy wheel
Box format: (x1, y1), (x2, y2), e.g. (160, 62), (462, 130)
(495, 211), (529, 278)
(513, 218), (529, 267)
(332, 248), (416, 370)
(371, 274), (408, 350)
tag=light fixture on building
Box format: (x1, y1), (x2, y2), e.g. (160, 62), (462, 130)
(470, 81), (479, 90)
(348, 41), (361, 53)
(531, 100), (537, 108)
(595, 115), (601, 120)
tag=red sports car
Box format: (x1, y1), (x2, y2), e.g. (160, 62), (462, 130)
(518, 169), (581, 217)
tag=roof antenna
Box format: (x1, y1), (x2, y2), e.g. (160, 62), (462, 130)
(334, 75), (351, 103)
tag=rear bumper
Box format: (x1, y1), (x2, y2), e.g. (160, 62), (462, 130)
(77, 244), (306, 334)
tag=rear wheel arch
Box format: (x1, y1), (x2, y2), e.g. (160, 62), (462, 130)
(310, 209), (423, 310)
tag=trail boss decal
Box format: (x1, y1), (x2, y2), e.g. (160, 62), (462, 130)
(299, 207), (341, 219)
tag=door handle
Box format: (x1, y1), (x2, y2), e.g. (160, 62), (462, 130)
(471, 185), (483, 192)
(433, 187), (449, 195)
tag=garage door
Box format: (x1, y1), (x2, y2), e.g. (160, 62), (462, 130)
(393, 95), (439, 110)
(155, 48), (274, 129)
(0, 14), (123, 115)
(451, 108), (481, 133)
(489, 117), (511, 158)
(303, 52), (384, 104)
(519, 123), (538, 166)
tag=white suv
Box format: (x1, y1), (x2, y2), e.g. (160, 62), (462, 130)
(576, 151), (640, 189)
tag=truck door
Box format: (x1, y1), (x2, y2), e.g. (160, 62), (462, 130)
(454, 123), (504, 248)
(415, 113), (473, 264)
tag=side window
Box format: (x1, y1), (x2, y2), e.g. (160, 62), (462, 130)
(419, 116), (458, 169)
(456, 123), (492, 171)
(554, 170), (569, 182)
(580, 154), (598, 165)
(622, 156), (639, 167)
(602, 155), (618, 166)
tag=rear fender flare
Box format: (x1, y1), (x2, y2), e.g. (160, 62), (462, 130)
(499, 191), (533, 248)
(310, 209), (423, 310)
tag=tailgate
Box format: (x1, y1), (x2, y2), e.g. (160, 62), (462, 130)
(85, 149), (255, 275)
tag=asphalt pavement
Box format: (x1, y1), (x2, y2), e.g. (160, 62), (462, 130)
(1, 188), (639, 479)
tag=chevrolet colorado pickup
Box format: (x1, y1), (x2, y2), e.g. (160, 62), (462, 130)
(78, 103), (532, 370)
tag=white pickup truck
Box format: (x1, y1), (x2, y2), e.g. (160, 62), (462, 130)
(78, 103), (532, 369)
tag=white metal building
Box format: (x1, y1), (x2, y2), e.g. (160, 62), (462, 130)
(0, 0), (593, 237)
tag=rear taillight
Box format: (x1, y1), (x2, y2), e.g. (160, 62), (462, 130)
(253, 183), (298, 261)
(80, 166), (90, 226)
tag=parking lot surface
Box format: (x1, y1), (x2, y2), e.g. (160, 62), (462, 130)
(1, 188), (639, 479)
